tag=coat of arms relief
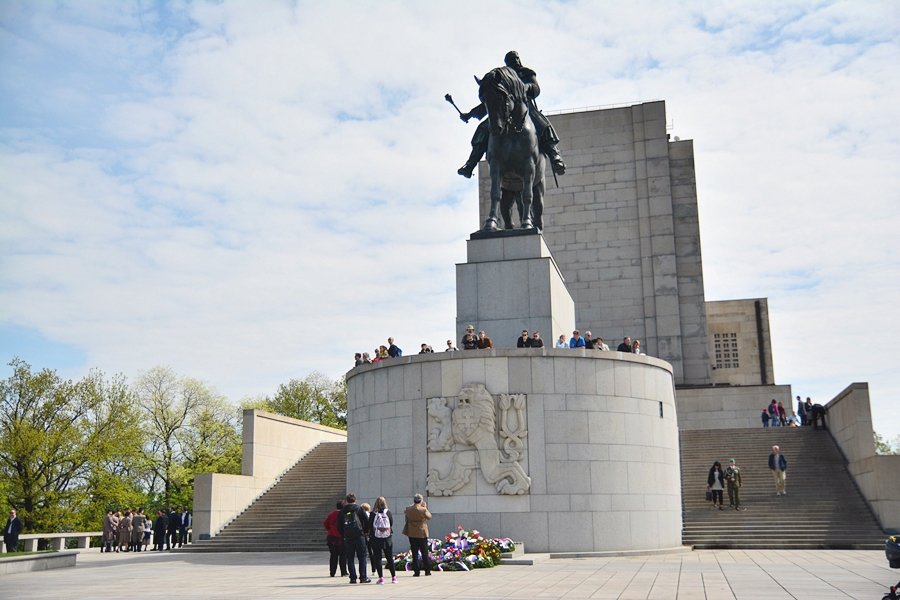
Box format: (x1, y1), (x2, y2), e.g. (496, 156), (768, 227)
(426, 383), (531, 496)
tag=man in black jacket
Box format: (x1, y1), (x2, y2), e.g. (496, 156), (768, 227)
(178, 507), (191, 547)
(4, 509), (22, 553)
(166, 507), (179, 550)
(152, 510), (168, 551)
(337, 493), (371, 584)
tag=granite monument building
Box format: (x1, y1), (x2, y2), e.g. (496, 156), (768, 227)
(191, 99), (898, 554)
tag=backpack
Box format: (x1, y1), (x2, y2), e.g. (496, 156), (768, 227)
(372, 510), (391, 538)
(341, 507), (363, 539)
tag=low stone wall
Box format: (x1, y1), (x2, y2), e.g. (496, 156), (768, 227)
(346, 348), (682, 553)
(827, 383), (900, 532)
(0, 532), (100, 554)
(0, 551), (77, 575)
(193, 410), (346, 539)
(675, 384), (792, 430)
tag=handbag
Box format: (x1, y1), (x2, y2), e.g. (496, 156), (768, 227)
(705, 489), (712, 502)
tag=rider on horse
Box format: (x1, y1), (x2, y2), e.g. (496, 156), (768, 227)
(457, 51), (566, 178)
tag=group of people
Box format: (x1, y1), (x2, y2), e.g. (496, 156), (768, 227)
(554, 332), (646, 355)
(761, 396), (827, 430)
(354, 337), (404, 366)
(706, 445), (791, 511)
(324, 492), (432, 584)
(353, 331), (649, 367)
(101, 507), (191, 553)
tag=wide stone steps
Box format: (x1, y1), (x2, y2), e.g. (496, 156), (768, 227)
(679, 427), (884, 549)
(183, 441), (347, 552)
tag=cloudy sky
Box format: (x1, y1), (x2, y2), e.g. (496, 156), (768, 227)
(1, 1), (898, 437)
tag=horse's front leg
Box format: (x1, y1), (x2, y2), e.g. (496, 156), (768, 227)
(500, 188), (515, 229)
(532, 177), (545, 231)
(520, 173), (535, 230)
(483, 172), (501, 231)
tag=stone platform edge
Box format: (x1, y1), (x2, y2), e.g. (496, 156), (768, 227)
(548, 545), (693, 559)
(0, 550), (78, 575)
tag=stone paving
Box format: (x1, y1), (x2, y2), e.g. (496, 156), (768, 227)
(1, 548), (896, 600)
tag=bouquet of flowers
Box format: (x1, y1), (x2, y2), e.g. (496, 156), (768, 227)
(393, 525), (516, 572)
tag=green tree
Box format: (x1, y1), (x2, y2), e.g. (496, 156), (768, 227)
(874, 432), (900, 455)
(0, 358), (144, 533)
(136, 367), (241, 508)
(180, 395), (242, 479)
(245, 372), (347, 429)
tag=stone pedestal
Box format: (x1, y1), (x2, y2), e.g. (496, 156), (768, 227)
(456, 230), (576, 348)
(345, 350), (683, 553)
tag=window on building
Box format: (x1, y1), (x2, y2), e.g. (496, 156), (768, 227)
(714, 332), (739, 368)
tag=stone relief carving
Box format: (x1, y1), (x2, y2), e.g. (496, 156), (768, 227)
(499, 393), (527, 461)
(426, 383), (530, 496)
(427, 397), (453, 451)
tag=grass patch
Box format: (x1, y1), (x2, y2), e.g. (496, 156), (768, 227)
(1, 550), (55, 558)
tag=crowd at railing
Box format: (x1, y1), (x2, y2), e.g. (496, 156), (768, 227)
(1, 506), (193, 554)
(353, 329), (648, 368)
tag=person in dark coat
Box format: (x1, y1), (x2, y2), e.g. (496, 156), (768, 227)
(337, 493), (371, 584)
(4, 509), (22, 553)
(101, 510), (116, 553)
(166, 507), (179, 550)
(152, 510), (168, 551)
(706, 462), (725, 510)
(178, 507), (191, 547)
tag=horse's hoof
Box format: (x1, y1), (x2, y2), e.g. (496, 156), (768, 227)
(483, 219), (499, 231)
(522, 219), (534, 230)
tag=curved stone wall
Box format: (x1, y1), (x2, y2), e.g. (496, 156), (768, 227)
(345, 348), (681, 553)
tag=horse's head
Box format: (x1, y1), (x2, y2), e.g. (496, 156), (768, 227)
(478, 67), (522, 136)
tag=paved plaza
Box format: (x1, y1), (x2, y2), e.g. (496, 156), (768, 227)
(1, 548), (896, 600)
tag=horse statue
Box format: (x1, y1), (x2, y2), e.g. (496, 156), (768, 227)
(477, 66), (545, 231)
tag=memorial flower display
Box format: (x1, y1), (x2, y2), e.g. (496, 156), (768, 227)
(393, 525), (515, 572)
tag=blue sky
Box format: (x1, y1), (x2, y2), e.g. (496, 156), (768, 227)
(1, 1), (899, 437)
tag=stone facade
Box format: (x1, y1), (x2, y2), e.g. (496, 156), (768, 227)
(456, 231), (576, 350)
(478, 101), (711, 386)
(675, 384), (791, 430)
(345, 349), (682, 553)
(706, 298), (775, 386)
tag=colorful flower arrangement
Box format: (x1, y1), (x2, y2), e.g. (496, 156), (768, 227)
(393, 525), (515, 572)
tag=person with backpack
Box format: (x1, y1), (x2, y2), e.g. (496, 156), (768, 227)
(337, 493), (371, 584)
(403, 493), (432, 576)
(367, 496), (397, 584)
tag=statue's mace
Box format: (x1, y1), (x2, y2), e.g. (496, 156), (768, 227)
(444, 94), (464, 116)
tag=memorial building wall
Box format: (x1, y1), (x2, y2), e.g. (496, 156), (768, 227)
(478, 101), (711, 386)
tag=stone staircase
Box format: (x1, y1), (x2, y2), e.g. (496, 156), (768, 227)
(680, 427), (884, 549)
(184, 441), (347, 552)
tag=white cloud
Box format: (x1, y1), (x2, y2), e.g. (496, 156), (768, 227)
(1, 1), (899, 437)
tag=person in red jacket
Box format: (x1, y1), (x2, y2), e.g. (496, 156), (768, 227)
(324, 500), (347, 577)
